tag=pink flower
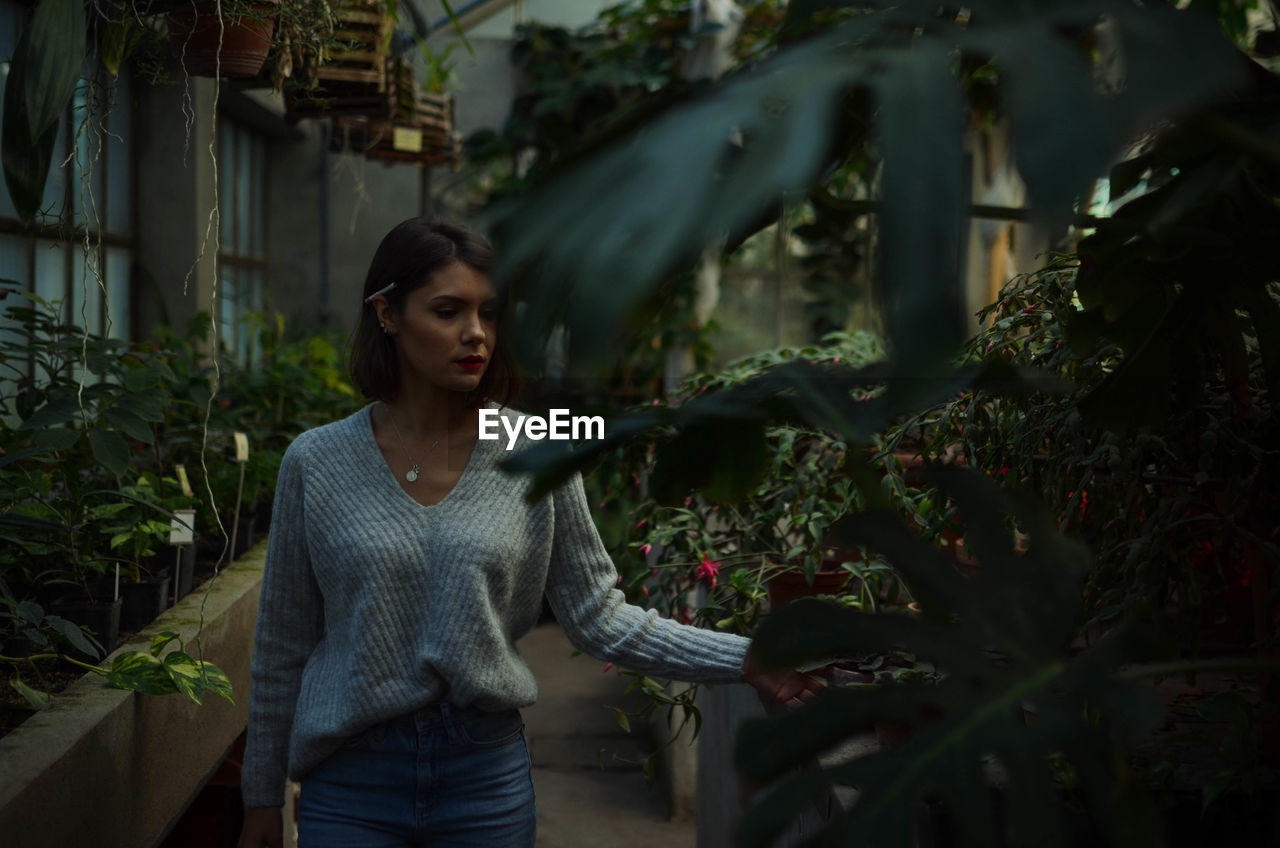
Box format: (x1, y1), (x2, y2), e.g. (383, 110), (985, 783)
(696, 554), (722, 588)
(603, 663), (614, 673)
(833, 357), (841, 364)
(635, 519), (646, 529)
(639, 543), (652, 556)
(642, 586), (649, 596)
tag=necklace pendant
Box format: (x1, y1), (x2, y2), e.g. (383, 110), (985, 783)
(406, 464), (420, 483)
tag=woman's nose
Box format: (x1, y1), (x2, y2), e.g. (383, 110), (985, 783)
(461, 312), (486, 343)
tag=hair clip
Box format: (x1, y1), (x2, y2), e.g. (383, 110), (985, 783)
(364, 282), (397, 304)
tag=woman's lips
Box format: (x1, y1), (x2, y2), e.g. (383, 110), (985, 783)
(456, 355), (485, 371)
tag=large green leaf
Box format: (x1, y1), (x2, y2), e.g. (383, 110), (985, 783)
(10, 678), (51, 710)
(736, 468), (1164, 847)
(87, 427), (131, 476)
(873, 44), (968, 403)
(19, 396), (82, 430)
(0, 74), (57, 223)
(23, 0), (85, 142)
(482, 1), (1243, 388)
(106, 651), (178, 696)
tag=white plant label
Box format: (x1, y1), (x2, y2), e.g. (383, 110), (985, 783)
(170, 509), (196, 545)
(234, 432), (250, 463)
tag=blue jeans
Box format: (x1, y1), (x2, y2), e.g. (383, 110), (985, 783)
(297, 704), (537, 848)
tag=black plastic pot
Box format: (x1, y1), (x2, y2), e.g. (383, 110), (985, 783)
(172, 545), (196, 602)
(120, 577), (173, 632)
(49, 596), (122, 656)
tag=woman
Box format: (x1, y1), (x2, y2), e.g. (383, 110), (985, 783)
(238, 218), (819, 848)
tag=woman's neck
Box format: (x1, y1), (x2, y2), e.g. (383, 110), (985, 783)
(382, 389), (482, 443)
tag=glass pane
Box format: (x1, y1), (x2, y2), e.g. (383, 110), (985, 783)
(0, 3), (17, 221)
(105, 247), (131, 341)
(72, 78), (94, 229)
(38, 108), (70, 220)
(0, 4), (19, 59)
(0, 233), (27, 293)
(237, 127), (250, 257)
(218, 266), (236, 357)
(70, 248), (103, 335)
(219, 119), (233, 248)
(251, 268), (264, 366)
(34, 240), (68, 320)
(236, 266), (250, 366)
(106, 72), (132, 236)
(252, 141), (265, 258)
(0, 234), (29, 416)
(0, 64), (14, 220)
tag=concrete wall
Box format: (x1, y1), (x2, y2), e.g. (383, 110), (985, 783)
(134, 77), (220, 338)
(129, 71), (434, 343)
(0, 543), (269, 848)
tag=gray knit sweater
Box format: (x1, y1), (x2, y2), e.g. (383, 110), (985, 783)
(241, 402), (751, 807)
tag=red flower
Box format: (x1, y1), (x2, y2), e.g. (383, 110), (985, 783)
(696, 554), (722, 588)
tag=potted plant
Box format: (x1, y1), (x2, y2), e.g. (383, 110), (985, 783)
(94, 477), (199, 632)
(167, 0), (284, 78)
(622, 331), (926, 633)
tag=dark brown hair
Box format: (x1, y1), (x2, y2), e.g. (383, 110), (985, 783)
(349, 217), (520, 405)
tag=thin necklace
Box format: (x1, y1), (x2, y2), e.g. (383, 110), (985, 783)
(384, 404), (440, 483)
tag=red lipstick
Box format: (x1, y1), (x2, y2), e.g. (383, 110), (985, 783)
(456, 355), (485, 371)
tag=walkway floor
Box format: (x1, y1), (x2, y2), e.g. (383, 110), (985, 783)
(518, 623), (696, 848)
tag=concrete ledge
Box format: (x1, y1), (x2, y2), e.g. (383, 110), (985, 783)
(0, 540), (268, 848)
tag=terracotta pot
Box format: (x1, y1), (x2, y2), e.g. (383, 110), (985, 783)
(168, 0), (280, 78)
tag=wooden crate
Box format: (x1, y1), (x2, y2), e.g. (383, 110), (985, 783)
(283, 0), (395, 119)
(330, 114), (462, 169)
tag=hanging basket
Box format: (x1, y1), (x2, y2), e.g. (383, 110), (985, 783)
(331, 84), (460, 169)
(168, 0), (282, 79)
(283, 0), (395, 119)
(330, 114), (460, 169)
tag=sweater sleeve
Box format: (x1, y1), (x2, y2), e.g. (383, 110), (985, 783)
(241, 438), (326, 808)
(544, 471), (749, 684)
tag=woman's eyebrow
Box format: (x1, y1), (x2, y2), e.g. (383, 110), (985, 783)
(427, 295), (501, 307)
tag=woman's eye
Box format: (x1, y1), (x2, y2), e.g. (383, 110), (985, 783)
(481, 309), (498, 321)
(434, 309), (457, 319)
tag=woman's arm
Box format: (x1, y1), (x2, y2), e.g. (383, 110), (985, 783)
(240, 439), (325, 809)
(544, 470), (818, 703)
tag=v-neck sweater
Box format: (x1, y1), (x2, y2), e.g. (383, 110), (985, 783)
(240, 403), (751, 808)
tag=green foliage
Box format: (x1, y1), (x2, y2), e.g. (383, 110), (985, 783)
(481, 1), (1272, 843)
(736, 467), (1166, 848)
(1, 293), (358, 710)
(482, 0), (1245, 396)
(0, 0), (85, 222)
(105, 630), (234, 706)
(917, 248), (1278, 641)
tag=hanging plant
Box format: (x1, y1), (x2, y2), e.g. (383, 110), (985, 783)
(166, 0), (283, 78)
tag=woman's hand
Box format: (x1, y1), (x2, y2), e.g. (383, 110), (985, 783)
(237, 806), (284, 848)
(742, 642), (825, 707)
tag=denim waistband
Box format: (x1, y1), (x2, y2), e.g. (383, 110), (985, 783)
(407, 701), (511, 723)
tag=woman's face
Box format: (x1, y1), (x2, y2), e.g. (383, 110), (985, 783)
(379, 262), (499, 398)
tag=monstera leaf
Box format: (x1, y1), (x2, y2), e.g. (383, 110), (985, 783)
(734, 466), (1168, 847)
(502, 357), (1070, 503)
(483, 0), (1243, 403)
